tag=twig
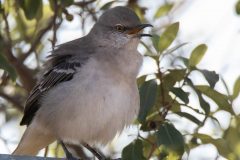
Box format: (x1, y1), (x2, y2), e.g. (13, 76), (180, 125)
(66, 143), (89, 159)
(1, 10), (12, 47)
(49, 0), (63, 50)
(44, 146), (49, 157)
(81, 12), (86, 35)
(82, 143), (104, 160)
(155, 59), (167, 119)
(147, 144), (157, 160)
(86, 7), (97, 22)
(0, 91), (24, 112)
(19, 17), (55, 62)
(138, 135), (157, 160)
(1, 9), (36, 91)
(51, 0), (58, 50)
(128, 0), (139, 6)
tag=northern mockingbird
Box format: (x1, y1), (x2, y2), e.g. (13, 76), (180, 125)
(13, 6), (152, 159)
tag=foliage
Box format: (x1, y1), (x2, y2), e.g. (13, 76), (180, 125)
(236, 0), (240, 15)
(123, 17), (239, 158)
(0, 0), (239, 160)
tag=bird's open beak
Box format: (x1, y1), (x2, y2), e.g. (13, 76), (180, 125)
(126, 24), (153, 37)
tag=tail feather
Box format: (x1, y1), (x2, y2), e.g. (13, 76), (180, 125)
(13, 124), (55, 156)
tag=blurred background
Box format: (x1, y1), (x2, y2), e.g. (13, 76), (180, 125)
(0, 0), (239, 160)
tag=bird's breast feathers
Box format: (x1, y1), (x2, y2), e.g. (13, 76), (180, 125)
(35, 56), (140, 144)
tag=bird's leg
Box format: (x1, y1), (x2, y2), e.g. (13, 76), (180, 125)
(82, 142), (106, 160)
(60, 141), (80, 160)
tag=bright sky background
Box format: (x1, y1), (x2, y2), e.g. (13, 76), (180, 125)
(0, 0), (239, 159)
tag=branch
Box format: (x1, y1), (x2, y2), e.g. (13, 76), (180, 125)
(86, 7), (97, 22)
(0, 91), (24, 112)
(51, 0), (59, 50)
(1, 10), (12, 47)
(82, 143), (104, 160)
(19, 17), (55, 62)
(1, 9), (36, 92)
(20, 0), (97, 62)
(64, 143), (89, 159)
(128, 0), (139, 5)
(73, 0), (98, 23)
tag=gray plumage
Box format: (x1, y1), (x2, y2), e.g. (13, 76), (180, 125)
(13, 6), (152, 156)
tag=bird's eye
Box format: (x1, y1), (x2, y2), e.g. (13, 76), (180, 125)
(115, 24), (125, 32)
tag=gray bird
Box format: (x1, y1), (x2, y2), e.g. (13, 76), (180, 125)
(13, 6), (152, 159)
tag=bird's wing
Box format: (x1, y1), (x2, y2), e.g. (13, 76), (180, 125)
(20, 53), (88, 126)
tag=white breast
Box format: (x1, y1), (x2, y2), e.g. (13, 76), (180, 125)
(36, 56), (140, 145)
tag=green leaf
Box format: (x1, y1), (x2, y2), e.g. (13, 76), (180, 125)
(198, 69), (219, 88)
(137, 75), (147, 88)
(155, 84), (174, 110)
(232, 76), (240, 99)
(196, 85), (233, 113)
(185, 78), (210, 114)
(142, 135), (156, 157)
(151, 34), (160, 52)
(177, 56), (189, 67)
(133, 6), (144, 21)
(198, 93), (210, 115)
(236, 0), (240, 15)
(156, 122), (185, 155)
(164, 42), (188, 55)
(170, 101), (181, 112)
(122, 139), (146, 160)
(170, 87), (189, 104)
(60, 0), (74, 7)
(138, 80), (158, 123)
(19, 0), (43, 20)
(100, 1), (116, 10)
(159, 22), (179, 53)
(49, 0), (73, 12)
(0, 54), (17, 80)
(223, 117), (240, 156)
(175, 112), (202, 125)
(163, 69), (186, 88)
(189, 44), (207, 67)
(154, 3), (174, 18)
(198, 93), (210, 114)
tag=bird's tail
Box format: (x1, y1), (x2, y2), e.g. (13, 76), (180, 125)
(12, 124), (55, 156)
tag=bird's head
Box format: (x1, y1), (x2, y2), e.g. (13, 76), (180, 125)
(90, 6), (152, 49)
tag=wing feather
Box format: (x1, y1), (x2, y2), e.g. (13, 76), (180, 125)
(20, 55), (84, 125)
